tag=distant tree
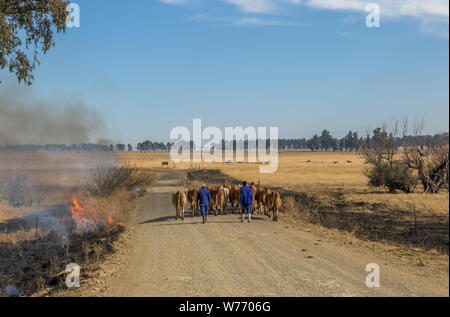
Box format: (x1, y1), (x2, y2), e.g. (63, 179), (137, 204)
(340, 130), (361, 151)
(127, 144), (132, 151)
(115, 144), (126, 151)
(0, 0), (69, 85)
(362, 126), (397, 166)
(319, 130), (337, 151)
(307, 135), (321, 151)
(136, 140), (171, 151)
(109, 144), (114, 152)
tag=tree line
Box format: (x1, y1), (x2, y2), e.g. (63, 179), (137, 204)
(1, 130), (447, 153)
(0, 143), (133, 152)
(136, 130), (447, 152)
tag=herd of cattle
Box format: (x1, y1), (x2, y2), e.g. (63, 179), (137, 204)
(172, 184), (283, 222)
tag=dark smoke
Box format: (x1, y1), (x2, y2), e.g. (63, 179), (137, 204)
(0, 86), (105, 145)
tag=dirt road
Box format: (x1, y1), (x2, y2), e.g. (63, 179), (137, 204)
(109, 170), (448, 297)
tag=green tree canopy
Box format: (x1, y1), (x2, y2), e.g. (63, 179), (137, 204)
(0, 0), (68, 85)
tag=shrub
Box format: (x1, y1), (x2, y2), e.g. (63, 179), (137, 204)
(0, 171), (47, 207)
(364, 160), (417, 193)
(85, 161), (155, 197)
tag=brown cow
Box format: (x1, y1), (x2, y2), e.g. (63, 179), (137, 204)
(220, 185), (229, 213)
(214, 186), (227, 215)
(255, 187), (267, 215)
(172, 191), (187, 220)
(266, 190), (282, 221)
(250, 184), (258, 213)
(208, 186), (219, 216)
(228, 185), (241, 213)
(263, 188), (274, 217)
(186, 188), (198, 216)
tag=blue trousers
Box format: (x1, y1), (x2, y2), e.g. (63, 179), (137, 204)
(199, 204), (209, 215)
(241, 203), (252, 214)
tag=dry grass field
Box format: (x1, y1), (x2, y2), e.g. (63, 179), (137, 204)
(121, 150), (448, 214)
(122, 150), (449, 254)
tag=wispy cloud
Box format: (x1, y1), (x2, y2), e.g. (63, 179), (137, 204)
(419, 16), (449, 38)
(190, 13), (303, 27)
(234, 17), (304, 26)
(159, 0), (190, 4)
(225, 0), (279, 13)
(305, 0), (448, 37)
(160, 0), (449, 36)
(162, 0), (449, 19)
(306, 0), (448, 18)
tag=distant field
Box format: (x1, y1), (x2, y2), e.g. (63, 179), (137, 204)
(121, 150), (448, 214)
(1, 151), (448, 216)
(119, 150), (366, 185)
(121, 150), (449, 254)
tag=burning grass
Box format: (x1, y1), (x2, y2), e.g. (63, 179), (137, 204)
(0, 224), (126, 297)
(0, 155), (156, 296)
(0, 196), (132, 296)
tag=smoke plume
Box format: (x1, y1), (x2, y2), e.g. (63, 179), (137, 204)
(0, 86), (105, 145)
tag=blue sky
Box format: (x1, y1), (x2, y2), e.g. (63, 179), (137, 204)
(0, 0), (448, 144)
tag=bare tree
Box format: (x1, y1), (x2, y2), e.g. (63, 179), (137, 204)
(361, 121), (399, 166)
(403, 119), (449, 193)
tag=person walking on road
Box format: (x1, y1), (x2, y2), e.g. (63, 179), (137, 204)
(240, 181), (253, 223)
(197, 184), (211, 224)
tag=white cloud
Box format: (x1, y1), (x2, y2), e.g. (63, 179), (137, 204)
(160, 0), (449, 19)
(159, 0), (449, 36)
(159, 0), (190, 4)
(419, 16), (449, 38)
(235, 17), (304, 25)
(306, 0), (449, 18)
(306, 0), (449, 37)
(222, 0), (449, 18)
(225, 0), (279, 13)
(189, 14), (303, 26)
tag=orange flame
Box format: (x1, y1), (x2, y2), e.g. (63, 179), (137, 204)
(68, 197), (123, 232)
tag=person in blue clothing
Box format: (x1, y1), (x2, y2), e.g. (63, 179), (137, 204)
(197, 184), (211, 224)
(240, 181), (253, 223)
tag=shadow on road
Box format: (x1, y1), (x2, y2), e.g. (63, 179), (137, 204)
(139, 214), (269, 225)
(139, 216), (174, 224)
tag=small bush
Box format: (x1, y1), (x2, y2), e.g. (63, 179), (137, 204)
(364, 160), (417, 193)
(0, 171), (47, 207)
(85, 162), (155, 197)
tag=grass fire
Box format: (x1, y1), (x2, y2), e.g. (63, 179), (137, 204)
(0, 154), (155, 296)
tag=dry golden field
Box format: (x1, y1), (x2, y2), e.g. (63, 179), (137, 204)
(120, 150), (448, 215)
(119, 150), (449, 254)
(2, 150), (447, 227)
(118, 150), (367, 187)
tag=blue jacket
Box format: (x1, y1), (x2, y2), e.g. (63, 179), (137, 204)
(240, 186), (253, 205)
(197, 188), (211, 206)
